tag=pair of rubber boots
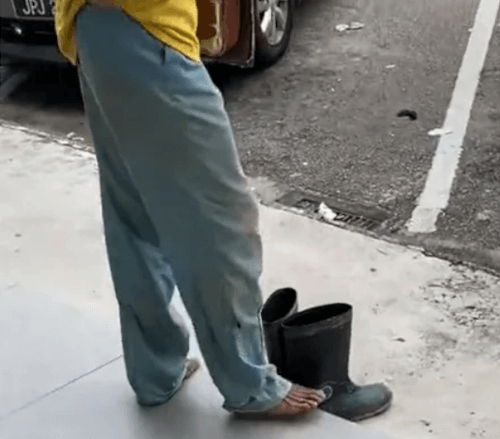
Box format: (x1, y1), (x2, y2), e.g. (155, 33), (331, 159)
(261, 288), (392, 421)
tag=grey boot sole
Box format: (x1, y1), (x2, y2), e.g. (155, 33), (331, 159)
(348, 397), (392, 422)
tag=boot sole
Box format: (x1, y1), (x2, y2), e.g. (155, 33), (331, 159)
(347, 398), (392, 422)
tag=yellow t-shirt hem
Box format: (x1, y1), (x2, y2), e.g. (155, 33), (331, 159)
(55, 0), (201, 66)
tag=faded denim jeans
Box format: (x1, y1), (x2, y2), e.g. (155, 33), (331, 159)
(75, 5), (291, 411)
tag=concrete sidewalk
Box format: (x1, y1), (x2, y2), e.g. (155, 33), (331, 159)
(0, 123), (499, 439)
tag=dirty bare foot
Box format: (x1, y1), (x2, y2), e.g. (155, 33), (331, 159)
(275, 386), (324, 415)
(233, 385), (328, 419)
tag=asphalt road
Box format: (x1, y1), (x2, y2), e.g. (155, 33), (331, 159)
(1, 0), (499, 271)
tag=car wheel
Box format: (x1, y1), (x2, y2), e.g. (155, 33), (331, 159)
(254, 0), (294, 68)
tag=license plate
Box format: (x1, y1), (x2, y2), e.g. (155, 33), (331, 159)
(11, 0), (55, 18)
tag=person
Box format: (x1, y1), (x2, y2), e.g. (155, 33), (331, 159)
(54, 0), (328, 417)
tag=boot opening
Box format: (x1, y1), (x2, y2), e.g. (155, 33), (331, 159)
(283, 304), (351, 327)
(262, 288), (297, 322)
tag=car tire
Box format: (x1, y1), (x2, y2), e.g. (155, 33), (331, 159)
(254, 0), (294, 68)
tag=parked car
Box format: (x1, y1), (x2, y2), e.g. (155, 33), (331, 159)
(0, 0), (301, 68)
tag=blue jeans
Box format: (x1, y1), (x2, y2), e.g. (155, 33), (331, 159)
(75, 5), (291, 411)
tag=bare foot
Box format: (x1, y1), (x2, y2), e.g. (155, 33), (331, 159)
(233, 385), (327, 419)
(274, 386), (325, 415)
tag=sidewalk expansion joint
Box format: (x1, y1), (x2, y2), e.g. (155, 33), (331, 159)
(1, 355), (123, 421)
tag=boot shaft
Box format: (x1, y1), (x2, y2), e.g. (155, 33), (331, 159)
(261, 288), (298, 375)
(281, 303), (352, 389)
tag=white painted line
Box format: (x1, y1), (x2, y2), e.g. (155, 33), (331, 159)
(407, 0), (500, 234)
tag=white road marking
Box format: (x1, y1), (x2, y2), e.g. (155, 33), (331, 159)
(407, 0), (500, 234)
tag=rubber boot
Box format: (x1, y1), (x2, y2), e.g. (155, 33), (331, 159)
(281, 303), (393, 421)
(261, 288), (298, 376)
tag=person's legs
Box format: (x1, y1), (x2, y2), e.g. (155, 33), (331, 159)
(76, 5), (293, 412)
(79, 71), (195, 406)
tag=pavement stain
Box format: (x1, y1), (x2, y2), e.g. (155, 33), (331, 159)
(421, 267), (500, 360)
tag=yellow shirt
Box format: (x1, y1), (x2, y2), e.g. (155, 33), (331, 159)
(55, 0), (200, 65)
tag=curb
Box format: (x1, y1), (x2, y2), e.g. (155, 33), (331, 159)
(395, 234), (500, 277)
(0, 120), (94, 155)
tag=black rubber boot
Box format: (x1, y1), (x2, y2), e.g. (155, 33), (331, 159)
(261, 288), (298, 376)
(281, 304), (393, 421)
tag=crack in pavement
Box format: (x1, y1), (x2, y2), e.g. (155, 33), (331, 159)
(0, 355), (124, 422)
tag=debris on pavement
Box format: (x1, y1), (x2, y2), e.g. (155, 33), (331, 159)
(475, 210), (494, 223)
(64, 132), (86, 143)
(318, 202), (337, 223)
(428, 127), (454, 136)
(397, 109), (418, 120)
(335, 22), (365, 32)
(349, 22), (365, 30)
(335, 24), (350, 32)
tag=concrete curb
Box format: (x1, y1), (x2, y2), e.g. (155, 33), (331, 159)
(399, 235), (500, 277)
(0, 120), (94, 154)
